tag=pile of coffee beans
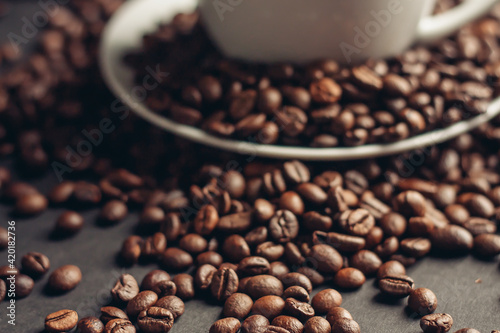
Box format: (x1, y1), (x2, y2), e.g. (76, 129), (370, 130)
(0, 0), (500, 332)
(125, 5), (500, 147)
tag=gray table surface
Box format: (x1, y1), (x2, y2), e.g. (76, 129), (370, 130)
(1, 2), (500, 333)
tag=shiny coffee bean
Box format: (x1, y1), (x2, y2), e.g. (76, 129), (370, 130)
(48, 265), (82, 293)
(209, 317), (241, 333)
(155, 295), (185, 319)
(420, 313), (453, 333)
(111, 274), (139, 303)
(251, 295), (286, 320)
(377, 261), (406, 279)
(100, 306), (129, 324)
(334, 268), (366, 289)
(211, 267), (239, 301)
(282, 286), (310, 302)
(408, 288), (438, 316)
(126, 290), (158, 318)
(45, 309), (79, 333)
(141, 270), (171, 291)
(331, 318), (361, 333)
(304, 316), (331, 333)
(15, 192), (48, 216)
(172, 273), (195, 300)
(21, 251), (50, 277)
(77, 316), (105, 333)
(284, 297), (315, 321)
(241, 315), (269, 333)
(104, 318), (136, 333)
(54, 211), (84, 235)
(137, 307), (174, 333)
(272, 315), (304, 333)
(311, 289), (342, 314)
(223, 292), (253, 319)
(378, 275), (415, 298)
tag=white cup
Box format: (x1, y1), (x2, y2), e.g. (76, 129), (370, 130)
(198, 0), (498, 64)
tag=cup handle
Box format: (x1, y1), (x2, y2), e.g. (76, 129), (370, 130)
(416, 0), (499, 43)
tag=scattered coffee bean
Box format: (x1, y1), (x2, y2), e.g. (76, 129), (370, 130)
(172, 273), (195, 300)
(284, 297), (315, 321)
(326, 307), (353, 327)
(126, 290), (158, 318)
(111, 274), (139, 303)
(99, 200), (128, 224)
(251, 295), (285, 320)
(21, 251), (50, 277)
(45, 309), (78, 333)
(137, 306), (174, 333)
(378, 275), (415, 298)
(474, 234), (500, 256)
(304, 316), (331, 333)
(311, 289), (342, 314)
(331, 318), (361, 333)
(246, 274), (283, 299)
(420, 313), (453, 333)
(272, 315), (304, 333)
(54, 211), (84, 235)
(141, 270), (170, 291)
(223, 293), (253, 319)
(104, 318), (136, 333)
(282, 286), (310, 303)
(241, 315), (269, 333)
(408, 288), (438, 316)
(334, 268), (366, 289)
(209, 317), (241, 333)
(377, 260), (406, 280)
(77, 316), (105, 333)
(48, 265), (82, 293)
(100, 306), (129, 324)
(15, 192), (48, 216)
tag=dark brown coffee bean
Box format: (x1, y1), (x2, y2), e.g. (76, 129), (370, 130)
(15, 192), (48, 216)
(48, 265), (82, 292)
(100, 307), (129, 324)
(238, 256), (270, 276)
(269, 210), (299, 243)
(390, 254), (417, 267)
(265, 325), (292, 333)
(274, 106), (308, 137)
(323, 232), (365, 252)
(223, 292), (253, 319)
(209, 317), (241, 333)
(195, 264), (217, 290)
(21, 251), (50, 277)
(378, 274), (415, 298)
(334, 268), (366, 289)
(73, 182), (102, 205)
(279, 192), (305, 216)
(77, 316), (104, 333)
(14, 274), (34, 298)
(0, 227), (7, 250)
(259, 87), (282, 114)
(281, 272), (312, 294)
(45, 309), (79, 333)
(377, 260), (406, 280)
(217, 211), (253, 233)
(283, 160), (310, 184)
(142, 233), (167, 259)
(126, 290), (158, 318)
(256, 242), (285, 262)
(140, 206), (165, 226)
(155, 295), (185, 319)
(272, 315), (304, 333)
(99, 200), (128, 224)
(474, 234), (500, 256)
(282, 286), (310, 302)
(197, 251), (223, 267)
(151, 280), (176, 297)
(460, 193), (495, 218)
(246, 274), (283, 299)
(326, 307), (353, 327)
(137, 307), (174, 333)
(282, 86), (311, 110)
(111, 274), (139, 303)
(241, 315), (270, 333)
(365, 226), (384, 249)
(120, 236), (143, 265)
(194, 204), (219, 235)
(430, 225), (473, 253)
(408, 288), (438, 316)
(269, 262), (290, 280)
(310, 78), (342, 104)
(462, 217), (497, 236)
(374, 236), (399, 258)
(48, 181), (75, 204)
(383, 73), (412, 96)
(350, 250), (382, 276)
(408, 216), (435, 236)
(161, 247), (193, 270)
(141, 270), (170, 291)
(338, 209), (375, 236)
(311, 289), (342, 314)
(229, 89), (257, 120)
(331, 318), (361, 333)
(380, 212), (407, 237)
(304, 316), (331, 333)
(179, 233), (207, 254)
(284, 297), (315, 321)
(394, 191), (427, 217)
(54, 211), (84, 235)
(161, 213), (182, 241)
(105, 318), (136, 333)
(172, 273), (195, 300)
(211, 267), (239, 301)
(252, 295), (285, 320)
(222, 235), (250, 262)
(420, 313), (453, 333)
(400, 238), (432, 258)
(308, 244), (343, 274)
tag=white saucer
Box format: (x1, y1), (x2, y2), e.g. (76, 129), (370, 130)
(99, 0), (500, 161)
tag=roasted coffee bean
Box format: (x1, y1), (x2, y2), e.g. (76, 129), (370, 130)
(325, 232), (366, 252)
(269, 210), (299, 243)
(420, 313), (453, 333)
(279, 192), (305, 216)
(223, 292), (253, 319)
(334, 268), (366, 289)
(126, 290), (158, 318)
(378, 275), (415, 298)
(48, 265), (82, 292)
(238, 256), (270, 276)
(54, 211), (84, 235)
(21, 251), (50, 277)
(223, 235), (250, 262)
(104, 318), (136, 333)
(444, 204), (470, 226)
(137, 307), (174, 333)
(326, 307), (353, 327)
(281, 272), (313, 294)
(161, 247), (193, 270)
(99, 200), (128, 224)
(272, 315), (304, 333)
(194, 204), (219, 235)
(308, 244), (343, 274)
(284, 297), (315, 321)
(100, 307), (129, 324)
(217, 211), (253, 233)
(303, 212), (332, 232)
(408, 288), (438, 316)
(350, 250), (382, 276)
(140, 206), (165, 226)
(380, 212), (407, 237)
(270, 262), (291, 280)
(211, 267), (239, 301)
(390, 254), (417, 267)
(120, 236), (143, 265)
(111, 274), (139, 303)
(408, 216), (435, 236)
(195, 264), (217, 290)
(142, 233), (168, 259)
(77, 316), (104, 333)
(265, 325), (292, 333)
(460, 193), (495, 218)
(73, 182), (102, 205)
(197, 251), (223, 267)
(374, 236), (399, 258)
(310, 78), (342, 104)
(474, 234), (500, 256)
(400, 238), (432, 258)
(45, 309), (79, 333)
(282, 286), (310, 302)
(311, 289), (343, 314)
(462, 217), (497, 236)
(14, 274), (34, 298)
(155, 295), (185, 319)
(241, 315), (270, 333)
(338, 209), (375, 236)
(304, 316), (331, 333)
(15, 192), (48, 216)
(251, 295), (286, 320)
(254, 199), (275, 223)
(377, 260), (406, 279)
(331, 318), (361, 333)
(430, 225), (474, 253)
(395, 191), (427, 217)
(179, 233), (207, 254)
(274, 106), (307, 137)
(256, 242), (285, 262)
(259, 87), (282, 114)
(246, 274), (283, 299)
(283, 160), (310, 184)
(141, 270), (170, 291)
(172, 273), (195, 300)
(365, 226), (384, 249)
(0, 227), (7, 250)
(297, 183), (328, 206)
(209, 317), (241, 333)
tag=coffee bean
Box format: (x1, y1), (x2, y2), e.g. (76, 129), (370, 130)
(141, 270), (170, 291)
(279, 192), (304, 216)
(378, 274), (415, 298)
(310, 78), (342, 104)
(238, 256), (270, 276)
(350, 250), (382, 276)
(77, 316), (104, 333)
(284, 297), (315, 321)
(326, 307), (353, 326)
(211, 267), (239, 301)
(474, 234), (500, 256)
(408, 216), (435, 236)
(179, 233), (207, 254)
(311, 289), (342, 314)
(126, 290), (158, 318)
(334, 268), (366, 289)
(195, 264), (217, 290)
(408, 288), (438, 316)
(151, 280), (176, 297)
(137, 306), (174, 333)
(45, 309), (79, 333)
(142, 232), (167, 259)
(377, 260), (406, 279)
(430, 225), (474, 253)
(282, 286), (310, 302)
(73, 182), (102, 205)
(54, 211), (84, 235)
(338, 209), (375, 236)
(161, 247), (193, 270)
(172, 273), (195, 300)
(241, 315), (270, 333)
(48, 265), (81, 293)
(21, 251), (50, 277)
(420, 313), (453, 333)
(400, 238), (432, 258)
(209, 317), (241, 333)
(251, 295), (285, 320)
(111, 274), (139, 303)
(99, 200), (128, 224)
(331, 318), (361, 333)
(194, 204), (219, 235)
(100, 307), (129, 324)
(0, 227), (7, 250)
(269, 210), (299, 243)
(223, 235), (250, 262)
(383, 74), (412, 96)
(460, 193), (495, 218)
(272, 315), (304, 333)
(13, 273), (34, 298)
(120, 236), (143, 265)
(223, 292), (253, 319)
(217, 211), (253, 233)
(3, 182), (38, 201)
(462, 217), (497, 236)
(304, 316), (331, 333)
(258, 88), (282, 114)
(254, 199), (275, 223)
(265, 325), (291, 333)
(15, 192), (48, 216)
(283, 160), (310, 184)
(246, 274), (283, 299)
(380, 212), (407, 237)
(155, 295), (185, 319)
(308, 244), (343, 274)
(197, 251), (223, 267)
(104, 318), (136, 333)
